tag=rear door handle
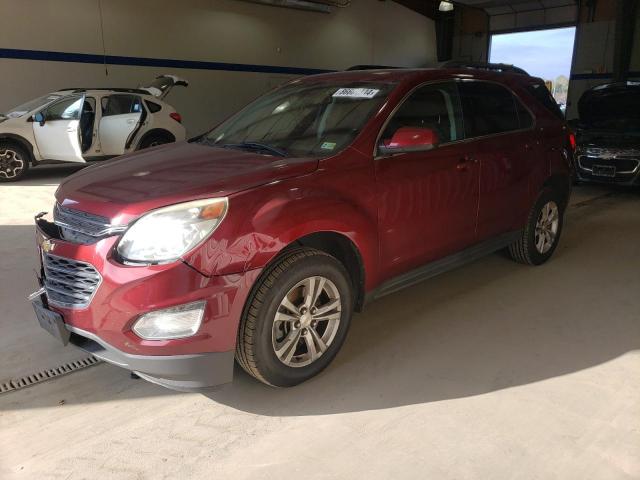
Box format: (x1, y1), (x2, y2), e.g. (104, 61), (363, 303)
(126, 119), (136, 124)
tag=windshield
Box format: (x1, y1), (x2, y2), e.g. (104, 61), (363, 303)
(3, 94), (63, 118)
(202, 82), (395, 157)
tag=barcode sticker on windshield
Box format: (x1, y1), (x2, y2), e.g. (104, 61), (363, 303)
(333, 88), (380, 99)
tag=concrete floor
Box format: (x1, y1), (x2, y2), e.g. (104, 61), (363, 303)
(1, 165), (639, 480)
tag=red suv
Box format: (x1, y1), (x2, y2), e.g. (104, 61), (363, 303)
(31, 66), (574, 391)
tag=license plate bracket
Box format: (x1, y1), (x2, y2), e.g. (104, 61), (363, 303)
(592, 164), (616, 177)
(32, 300), (70, 345)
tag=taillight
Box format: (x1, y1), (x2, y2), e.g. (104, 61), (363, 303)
(170, 112), (182, 123)
(568, 131), (576, 151)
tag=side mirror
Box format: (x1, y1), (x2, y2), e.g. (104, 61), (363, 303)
(378, 127), (439, 155)
(33, 112), (45, 126)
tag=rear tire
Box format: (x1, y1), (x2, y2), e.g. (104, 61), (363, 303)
(508, 189), (564, 265)
(0, 142), (30, 182)
(236, 248), (353, 387)
(137, 132), (172, 150)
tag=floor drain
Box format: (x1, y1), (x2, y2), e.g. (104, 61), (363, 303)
(0, 356), (101, 395)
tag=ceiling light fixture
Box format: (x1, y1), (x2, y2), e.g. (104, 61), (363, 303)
(439, 1), (454, 12)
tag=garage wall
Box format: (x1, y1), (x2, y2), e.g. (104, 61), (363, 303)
(566, 19), (616, 119)
(489, 5), (577, 32)
(0, 0), (437, 136)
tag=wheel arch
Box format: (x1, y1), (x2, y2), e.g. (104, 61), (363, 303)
(288, 231), (366, 312)
(135, 128), (175, 150)
(542, 173), (572, 209)
(0, 134), (35, 164)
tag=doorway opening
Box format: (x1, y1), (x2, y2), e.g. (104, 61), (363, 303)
(490, 26), (576, 113)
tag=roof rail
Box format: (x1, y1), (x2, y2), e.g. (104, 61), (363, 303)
(58, 87), (150, 94)
(345, 65), (400, 71)
(442, 61), (529, 76)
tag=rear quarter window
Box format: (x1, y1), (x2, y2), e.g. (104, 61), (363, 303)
(145, 100), (162, 113)
(525, 83), (564, 119)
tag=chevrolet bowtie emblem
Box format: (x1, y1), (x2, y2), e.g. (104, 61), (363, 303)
(41, 239), (54, 253)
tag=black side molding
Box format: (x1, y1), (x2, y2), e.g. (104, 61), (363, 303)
(365, 230), (521, 304)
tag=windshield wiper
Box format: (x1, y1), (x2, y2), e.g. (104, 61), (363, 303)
(222, 142), (288, 157)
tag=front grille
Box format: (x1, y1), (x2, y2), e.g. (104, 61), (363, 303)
(54, 203), (126, 244)
(43, 253), (101, 309)
(578, 155), (639, 173)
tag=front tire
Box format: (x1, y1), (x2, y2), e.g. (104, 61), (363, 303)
(0, 142), (30, 182)
(236, 248), (353, 387)
(508, 189), (565, 265)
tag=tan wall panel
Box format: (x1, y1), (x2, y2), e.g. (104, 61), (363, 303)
(0, 0), (436, 135)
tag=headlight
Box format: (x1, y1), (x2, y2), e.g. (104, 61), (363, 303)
(117, 198), (228, 263)
(133, 301), (205, 340)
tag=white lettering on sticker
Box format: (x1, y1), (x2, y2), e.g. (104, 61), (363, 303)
(333, 88), (380, 99)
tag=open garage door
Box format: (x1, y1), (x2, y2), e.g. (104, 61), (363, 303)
(490, 26), (576, 114)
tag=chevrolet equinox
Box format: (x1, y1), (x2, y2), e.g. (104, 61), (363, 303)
(31, 66), (574, 391)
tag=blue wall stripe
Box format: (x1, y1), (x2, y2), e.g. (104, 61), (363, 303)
(571, 71), (640, 80)
(0, 48), (334, 76)
(3, 48), (638, 81)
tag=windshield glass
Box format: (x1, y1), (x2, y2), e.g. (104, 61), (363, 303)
(3, 94), (63, 118)
(202, 81), (396, 157)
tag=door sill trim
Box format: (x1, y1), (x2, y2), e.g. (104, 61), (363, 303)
(365, 230), (521, 304)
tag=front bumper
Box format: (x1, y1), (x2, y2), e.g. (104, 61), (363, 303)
(33, 220), (260, 391)
(67, 325), (235, 391)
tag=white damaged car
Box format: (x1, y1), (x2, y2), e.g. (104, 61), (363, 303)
(0, 75), (188, 181)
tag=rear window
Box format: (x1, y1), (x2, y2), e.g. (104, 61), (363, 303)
(458, 81), (521, 138)
(525, 83), (564, 119)
(145, 100), (162, 113)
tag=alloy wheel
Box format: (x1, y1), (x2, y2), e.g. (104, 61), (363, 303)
(534, 200), (559, 254)
(272, 276), (342, 368)
(0, 148), (24, 179)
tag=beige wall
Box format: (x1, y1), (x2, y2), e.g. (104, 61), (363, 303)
(0, 0), (436, 136)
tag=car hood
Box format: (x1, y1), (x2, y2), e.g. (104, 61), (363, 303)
(578, 82), (640, 130)
(56, 141), (319, 224)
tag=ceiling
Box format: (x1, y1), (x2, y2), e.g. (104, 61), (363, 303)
(452, 0), (577, 16)
(392, 0), (441, 19)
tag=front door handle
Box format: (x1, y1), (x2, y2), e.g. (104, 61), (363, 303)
(126, 119), (136, 124)
(456, 155), (476, 171)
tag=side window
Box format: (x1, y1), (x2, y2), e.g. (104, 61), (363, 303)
(43, 96), (83, 121)
(515, 97), (534, 129)
(101, 95), (143, 117)
(381, 82), (463, 146)
(458, 81), (520, 138)
(145, 100), (162, 113)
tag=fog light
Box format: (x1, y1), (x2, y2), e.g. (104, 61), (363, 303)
(133, 301), (205, 340)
